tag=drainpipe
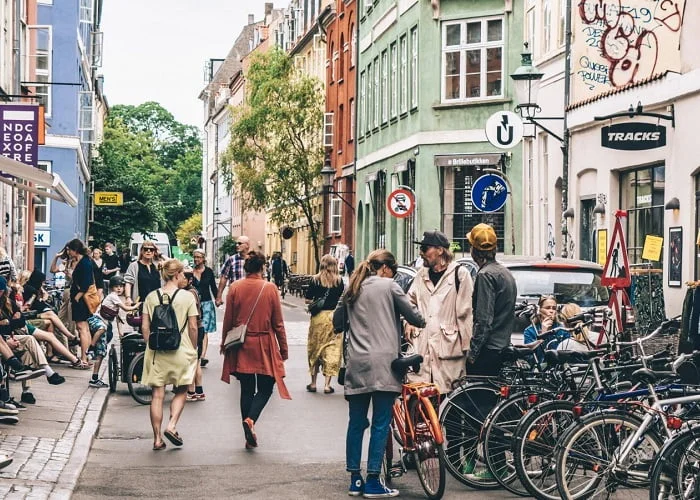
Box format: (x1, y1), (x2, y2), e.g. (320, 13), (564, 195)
(561, 0), (572, 258)
(351, 5), (360, 252)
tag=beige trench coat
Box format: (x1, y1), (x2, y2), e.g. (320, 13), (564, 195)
(406, 262), (473, 393)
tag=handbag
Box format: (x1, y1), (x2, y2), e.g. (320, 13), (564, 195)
(83, 284), (101, 314)
(307, 285), (330, 316)
(336, 298), (349, 385)
(224, 283), (267, 350)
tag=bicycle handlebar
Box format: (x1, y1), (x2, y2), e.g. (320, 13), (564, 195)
(615, 315), (681, 347)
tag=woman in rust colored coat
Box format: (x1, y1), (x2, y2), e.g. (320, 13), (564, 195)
(220, 250), (291, 449)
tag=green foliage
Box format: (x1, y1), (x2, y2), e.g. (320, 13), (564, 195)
(175, 213), (202, 254)
(91, 102), (202, 248)
(221, 49), (325, 271)
(218, 235), (238, 262)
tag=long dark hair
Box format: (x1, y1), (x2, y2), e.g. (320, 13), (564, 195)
(66, 238), (89, 256)
(345, 249), (397, 305)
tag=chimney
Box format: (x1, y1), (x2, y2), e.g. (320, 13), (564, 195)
(265, 3), (273, 16)
(248, 14), (254, 25)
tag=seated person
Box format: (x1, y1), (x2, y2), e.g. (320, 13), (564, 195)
(6, 333), (66, 405)
(560, 303), (596, 349)
(523, 295), (569, 365)
(18, 270), (79, 345)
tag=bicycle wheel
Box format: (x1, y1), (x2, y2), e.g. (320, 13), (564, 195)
(649, 427), (700, 499)
(484, 392), (553, 496)
(512, 399), (577, 500)
(439, 382), (500, 489)
(108, 345), (118, 393)
(555, 410), (664, 499)
(412, 399), (445, 499)
(127, 351), (152, 405)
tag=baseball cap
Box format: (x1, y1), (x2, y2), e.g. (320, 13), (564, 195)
(466, 223), (498, 251)
(414, 230), (450, 249)
(0, 276), (7, 291)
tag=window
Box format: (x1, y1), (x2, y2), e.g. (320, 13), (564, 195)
(373, 56), (380, 128)
(526, 6), (536, 54)
(338, 104), (344, 150)
(349, 98), (355, 142)
(350, 23), (356, 67)
(399, 35), (408, 113)
(390, 42), (398, 118)
(329, 41), (335, 82)
(410, 27), (418, 109)
(401, 160), (416, 265)
(558, 0), (566, 47)
(374, 171), (386, 248)
(78, 91), (95, 143)
(34, 161), (51, 227)
(359, 72), (366, 136)
(381, 50), (388, 123)
(330, 197), (342, 234)
(620, 165), (665, 266)
(367, 62), (373, 133)
(339, 34), (345, 78)
(27, 26), (51, 115)
(79, 0), (93, 23)
(323, 112), (334, 147)
(441, 18), (503, 102)
(542, 0), (552, 54)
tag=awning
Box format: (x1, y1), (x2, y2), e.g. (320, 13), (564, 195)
(0, 154), (78, 207)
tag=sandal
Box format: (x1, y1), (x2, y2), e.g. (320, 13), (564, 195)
(306, 384), (317, 393)
(324, 387), (335, 394)
(71, 359), (90, 370)
(153, 441), (166, 451)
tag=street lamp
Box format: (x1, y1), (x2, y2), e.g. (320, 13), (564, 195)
(511, 43), (544, 119)
(320, 152), (355, 212)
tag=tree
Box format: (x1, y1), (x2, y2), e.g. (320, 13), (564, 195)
(221, 49), (325, 271)
(175, 213), (202, 254)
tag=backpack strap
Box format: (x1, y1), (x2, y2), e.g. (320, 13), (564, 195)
(455, 264), (466, 293)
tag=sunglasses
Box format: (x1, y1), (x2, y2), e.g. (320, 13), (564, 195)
(142, 247), (155, 252)
(419, 245), (432, 253)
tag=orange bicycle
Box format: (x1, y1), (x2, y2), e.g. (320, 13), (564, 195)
(383, 357), (446, 499)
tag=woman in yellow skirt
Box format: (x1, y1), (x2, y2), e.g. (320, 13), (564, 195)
(304, 255), (345, 394)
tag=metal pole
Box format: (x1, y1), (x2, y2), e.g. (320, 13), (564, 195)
(483, 168), (516, 254)
(561, 0), (572, 258)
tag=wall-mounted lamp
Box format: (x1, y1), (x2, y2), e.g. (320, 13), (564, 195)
(413, 146), (420, 156)
(664, 197), (680, 211)
(563, 207), (575, 219)
(593, 203), (606, 216)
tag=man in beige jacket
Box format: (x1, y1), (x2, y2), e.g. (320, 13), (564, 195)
(405, 230), (473, 393)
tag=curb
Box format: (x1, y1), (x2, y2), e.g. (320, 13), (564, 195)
(49, 364), (110, 500)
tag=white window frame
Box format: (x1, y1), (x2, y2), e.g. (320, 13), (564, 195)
(381, 50), (388, 124)
(410, 27), (418, 109)
(359, 72), (366, 136)
(323, 112), (334, 147)
(390, 42), (398, 118)
(329, 196), (342, 234)
(91, 30), (103, 68)
(366, 63), (373, 133)
(27, 25), (52, 117)
(78, 90), (95, 143)
(35, 161), (52, 227)
(440, 17), (504, 103)
(350, 25), (357, 68)
(542, 0), (552, 54)
(373, 56), (380, 128)
(558, 0), (566, 47)
(526, 6), (536, 55)
(349, 98), (355, 141)
(399, 35), (407, 114)
(79, 0), (93, 24)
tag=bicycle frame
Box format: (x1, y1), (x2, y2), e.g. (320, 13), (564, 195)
(393, 382), (443, 450)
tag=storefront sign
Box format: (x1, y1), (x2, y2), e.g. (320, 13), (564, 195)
(0, 104), (40, 167)
(471, 174), (508, 213)
(387, 188), (415, 218)
(33, 229), (51, 247)
(434, 153), (502, 168)
(641, 235), (663, 262)
(601, 123), (666, 151)
(597, 229), (607, 267)
(94, 192), (124, 206)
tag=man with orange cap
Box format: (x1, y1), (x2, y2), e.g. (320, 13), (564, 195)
(465, 223), (516, 375)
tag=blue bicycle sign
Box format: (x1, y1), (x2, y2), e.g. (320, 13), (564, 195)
(471, 174), (508, 213)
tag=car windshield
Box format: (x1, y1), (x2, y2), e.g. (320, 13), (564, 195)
(512, 268), (609, 307)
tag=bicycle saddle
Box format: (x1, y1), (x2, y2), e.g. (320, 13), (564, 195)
(501, 344), (540, 362)
(391, 354), (424, 377)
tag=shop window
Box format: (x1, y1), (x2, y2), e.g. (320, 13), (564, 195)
(442, 166), (505, 255)
(619, 164), (665, 267)
(373, 171), (386, 248)
(34, 161), (51, 227)
(579, 198), (595, 262)
(401, 160), (416, 265)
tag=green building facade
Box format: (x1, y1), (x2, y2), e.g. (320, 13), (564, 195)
(355, 0), (524, 263)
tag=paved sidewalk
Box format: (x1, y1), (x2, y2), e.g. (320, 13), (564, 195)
(0, 361), (109, 500)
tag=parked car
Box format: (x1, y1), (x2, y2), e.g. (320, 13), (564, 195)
(394, 255), (612, 343)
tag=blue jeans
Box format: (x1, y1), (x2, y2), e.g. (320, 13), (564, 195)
(346, 391), (398, 475)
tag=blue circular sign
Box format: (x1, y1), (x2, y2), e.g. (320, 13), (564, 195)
(471, 174), (508, 213)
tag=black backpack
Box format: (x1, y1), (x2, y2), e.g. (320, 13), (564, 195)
(148, 289), (184, 351)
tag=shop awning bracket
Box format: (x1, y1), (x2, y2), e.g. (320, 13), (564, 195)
(594, 102), (675, 128)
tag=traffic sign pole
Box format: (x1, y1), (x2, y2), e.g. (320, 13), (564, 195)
(482, 168), (515, 254)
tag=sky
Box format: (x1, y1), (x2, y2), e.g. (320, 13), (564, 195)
(100, 0), (272, 128)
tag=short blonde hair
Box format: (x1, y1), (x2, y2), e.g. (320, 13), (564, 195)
(160, 258), (184, 282)
(18, 270), (31, 286)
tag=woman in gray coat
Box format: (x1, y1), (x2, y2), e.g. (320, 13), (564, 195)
(334, 249), (425, 498)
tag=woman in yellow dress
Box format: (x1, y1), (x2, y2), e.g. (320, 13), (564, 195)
(141, 259), (198, 450)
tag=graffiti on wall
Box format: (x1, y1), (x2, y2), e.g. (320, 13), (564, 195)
(573, 0), (685, 103)
(547, 223), (557, 258)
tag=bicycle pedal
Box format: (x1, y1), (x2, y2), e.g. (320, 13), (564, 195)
(389, 467), (404, 478)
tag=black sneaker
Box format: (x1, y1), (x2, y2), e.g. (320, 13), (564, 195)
(5, 398), (25, 411)
(47, 373), (65, 385)
(200, 358), (209, 367)
(0, 401), (18, 415)
(88, 379), (108, 388)
(8, 366), (44, 382)
(20, 392), (36, 405)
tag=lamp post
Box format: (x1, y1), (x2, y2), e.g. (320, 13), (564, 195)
(320, 153), (355, 212)
(510, 40), (571, 258)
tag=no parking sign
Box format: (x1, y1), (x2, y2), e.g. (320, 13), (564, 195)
(387, 188), (415, 219)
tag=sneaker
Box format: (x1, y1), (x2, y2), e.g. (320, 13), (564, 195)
(242, 418), (257, 447)
(47, 373), (65, 385)
(0, 454), (12, 470)
(5, 398), (24, 411)
(200, 358), (209, 367)
(362, 477), (398, 498)
(348, 473), (364, 496)
(8, 366), (44, 382)
(20, 392), (36, 405)
(195, 392), (206, 401)
(465, 468), (496, 481)
(186, 392), (198, 402)
(0, 401), (18, 415)
(88, 379), (108, 388)
(461, 458), (476, 475)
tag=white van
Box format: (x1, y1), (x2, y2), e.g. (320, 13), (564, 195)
(129, 232), (172, 260)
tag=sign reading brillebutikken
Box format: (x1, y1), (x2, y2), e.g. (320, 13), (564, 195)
(0, 104), (40, 167)
(601, 122), (667, 151)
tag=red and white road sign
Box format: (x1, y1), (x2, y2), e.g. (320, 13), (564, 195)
(387, 188), (415, 219)
(601, 211), (631, 288)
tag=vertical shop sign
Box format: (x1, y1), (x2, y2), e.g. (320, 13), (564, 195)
(0, 105), (40, 167)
